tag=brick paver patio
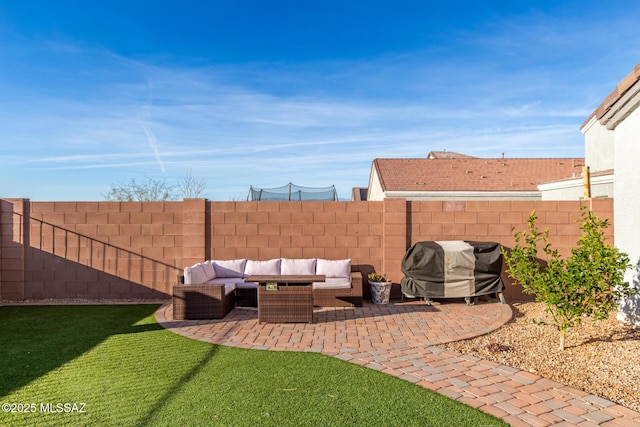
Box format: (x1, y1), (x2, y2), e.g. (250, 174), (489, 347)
(156, 300), (640, 426)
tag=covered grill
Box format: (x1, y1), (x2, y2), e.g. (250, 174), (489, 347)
(400, 241), (505, 304)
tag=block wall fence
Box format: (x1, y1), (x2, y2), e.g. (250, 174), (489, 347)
(0, 197), (613, 302)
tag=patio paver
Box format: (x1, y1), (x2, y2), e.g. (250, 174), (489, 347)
(156, 300), (640, 426)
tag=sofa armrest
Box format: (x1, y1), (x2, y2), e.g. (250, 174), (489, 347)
(350, 271), (363, 298)
(172, 283), (235, 320)
(173, 282), (226, 298)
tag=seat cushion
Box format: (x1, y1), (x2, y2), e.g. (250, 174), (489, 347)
(316, 258), (351, 278)
(312, 278), (351, 290)
(244, 259), (281, 276)
(224, 283), (236, 295)
(236, 281), (259, 289)
(281, 258), (317, 275)
(208, 277), (246, 286)
(211, 259), (247, 278)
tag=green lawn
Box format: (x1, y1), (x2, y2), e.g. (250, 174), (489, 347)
(0, 305), (507, 426)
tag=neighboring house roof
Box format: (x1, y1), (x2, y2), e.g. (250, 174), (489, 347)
(373, 157), (585, 192)
(582, 61), (640, 128)
(427, 150), (476, 159)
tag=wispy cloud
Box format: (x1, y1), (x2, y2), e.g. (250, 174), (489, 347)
(141, 125), (165, 172)
(2, 5), (640, 201)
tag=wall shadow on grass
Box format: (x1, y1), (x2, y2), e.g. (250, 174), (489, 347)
(0, 304), (161, 398)
(136, 345), (219, 426)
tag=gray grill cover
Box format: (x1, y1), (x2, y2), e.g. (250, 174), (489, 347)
(400, 241), (504, 299)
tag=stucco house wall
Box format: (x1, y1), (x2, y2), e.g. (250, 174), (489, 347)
(581, 62), (640, 325)
(583, 116), (615, 173)
(613, 105), (640, 324)
(367, 165), (385, 201)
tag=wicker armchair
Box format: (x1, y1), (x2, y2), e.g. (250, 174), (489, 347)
(172, 283), (235, 320)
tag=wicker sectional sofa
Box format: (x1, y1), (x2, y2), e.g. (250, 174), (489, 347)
(173, 258), (363, 320)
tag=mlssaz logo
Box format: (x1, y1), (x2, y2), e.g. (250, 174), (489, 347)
(40, 403), (87, 413)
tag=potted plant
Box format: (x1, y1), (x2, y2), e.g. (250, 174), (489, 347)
(368, 272), (392, 304)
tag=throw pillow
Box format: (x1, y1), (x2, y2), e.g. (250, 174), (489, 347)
(212, 259), (247, 278)
(202, 260), (216, 280)
(185, 264), (208, 284)
(316, 259), (351, 278)
(244, 259), (281, 276)
(280, 258), (317, 275)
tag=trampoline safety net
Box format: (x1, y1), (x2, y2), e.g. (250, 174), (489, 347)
(247, 183), (338, 201)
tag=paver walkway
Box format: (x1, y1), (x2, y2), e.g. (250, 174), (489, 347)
(156, 300), (640, 426)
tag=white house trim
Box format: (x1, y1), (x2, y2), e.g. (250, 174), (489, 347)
(538, 173), (614, 200)
(580, 114), (598, 134)
(382, 190), (541, 201)
(538, 173), (614, 191)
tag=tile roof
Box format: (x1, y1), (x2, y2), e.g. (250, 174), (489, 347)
(582, 61), (640, 128)
(374, 157), (585, 192)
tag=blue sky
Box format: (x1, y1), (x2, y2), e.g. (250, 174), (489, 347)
(1, 1), (640, 201)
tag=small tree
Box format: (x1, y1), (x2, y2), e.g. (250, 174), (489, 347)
(103, 177), (177, 201)
(177, 168), (207, 198)
(104, 170), (208, 201)
(503, 208), (636, 351)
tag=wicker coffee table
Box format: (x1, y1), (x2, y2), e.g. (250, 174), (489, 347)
(247, 275), (324, 323)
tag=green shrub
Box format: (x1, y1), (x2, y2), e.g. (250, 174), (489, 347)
(503, 208), (636, 351)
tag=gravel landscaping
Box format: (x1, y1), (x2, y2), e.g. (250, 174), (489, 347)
(441, 301), (640, 412)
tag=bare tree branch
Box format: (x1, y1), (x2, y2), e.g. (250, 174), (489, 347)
(103, 177), (178, 201)
(177, 168), (207, 198)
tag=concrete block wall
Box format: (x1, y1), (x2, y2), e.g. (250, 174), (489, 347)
(0, 197), (614, 302)
(0, 199), (27, 300)
(203, 200), (384, 275)
(1, 199), (183, 300)
(408, 199), (612, 257)
(407, 198), (613, 300)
